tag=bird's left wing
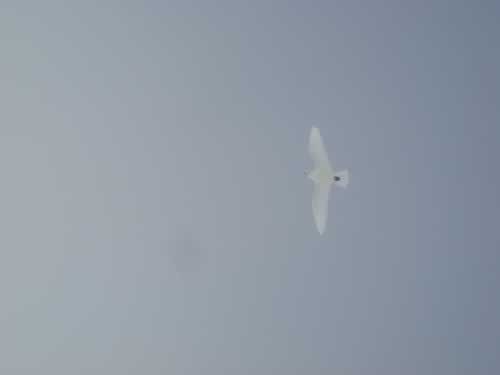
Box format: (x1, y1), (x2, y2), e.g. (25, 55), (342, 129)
(312, 181), (331, 235)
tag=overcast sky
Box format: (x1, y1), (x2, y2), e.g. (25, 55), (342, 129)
(1, 1), (499, 374)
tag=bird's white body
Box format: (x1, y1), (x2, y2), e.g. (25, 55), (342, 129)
(307, 127), (349, 235)
(307, 166), (334, 186)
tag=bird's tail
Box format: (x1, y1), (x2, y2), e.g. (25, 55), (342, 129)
(334, 170), (349, 188)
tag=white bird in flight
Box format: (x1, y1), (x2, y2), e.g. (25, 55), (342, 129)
(306, 127), (349, 235)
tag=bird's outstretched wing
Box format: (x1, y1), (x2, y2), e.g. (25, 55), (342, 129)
(309, 127), (333, 173)
(312, 181), (331, 235)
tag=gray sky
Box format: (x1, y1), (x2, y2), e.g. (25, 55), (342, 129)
(1, 1), (499, 374)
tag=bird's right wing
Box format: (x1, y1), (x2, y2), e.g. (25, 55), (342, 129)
(309, 127), (332, 173)
(312, 181), (331, 235)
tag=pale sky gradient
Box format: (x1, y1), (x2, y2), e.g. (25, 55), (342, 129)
(1, 2), (499, 374)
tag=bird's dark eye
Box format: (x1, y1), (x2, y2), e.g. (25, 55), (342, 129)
(334, 176), (340, 181)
